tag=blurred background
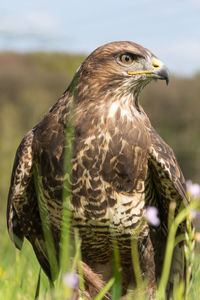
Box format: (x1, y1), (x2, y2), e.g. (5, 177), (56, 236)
(0, 0), (200, 217)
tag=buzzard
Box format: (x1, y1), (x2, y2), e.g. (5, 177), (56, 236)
(7, 41), (187, 298)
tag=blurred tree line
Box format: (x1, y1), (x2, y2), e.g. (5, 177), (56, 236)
(0, 52), (199, 211)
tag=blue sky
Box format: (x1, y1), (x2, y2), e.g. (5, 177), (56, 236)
(0, 0), (200, 76)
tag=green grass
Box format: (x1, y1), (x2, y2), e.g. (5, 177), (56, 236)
(1, 51), (200, 299)
(1, 198), (200, 300)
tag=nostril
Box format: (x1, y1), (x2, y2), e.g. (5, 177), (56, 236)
(152, 58), (162, 69)
(153, 62), (160, 68)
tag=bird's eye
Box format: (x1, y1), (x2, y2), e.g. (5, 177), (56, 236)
(119, 53), (134, 65)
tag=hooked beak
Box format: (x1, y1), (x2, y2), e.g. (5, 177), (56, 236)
(128, 58), (170, 85)
(152, 58), (170, 85)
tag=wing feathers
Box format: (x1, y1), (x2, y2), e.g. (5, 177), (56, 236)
(7, 130), (34, 248)
(149, 126), (187, 202)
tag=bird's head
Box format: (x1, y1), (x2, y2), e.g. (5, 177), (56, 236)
(73, 41), (169, 107)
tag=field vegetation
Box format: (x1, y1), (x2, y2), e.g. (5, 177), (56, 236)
(0, 52), (200, 299)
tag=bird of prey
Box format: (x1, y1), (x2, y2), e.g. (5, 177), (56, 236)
(7, 41), (187, 299)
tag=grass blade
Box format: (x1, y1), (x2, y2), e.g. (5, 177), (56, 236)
(94, 277), (115, 300)
(34, 268), (41, 299)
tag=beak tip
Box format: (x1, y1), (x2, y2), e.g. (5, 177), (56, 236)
(154, 64), (170, 86)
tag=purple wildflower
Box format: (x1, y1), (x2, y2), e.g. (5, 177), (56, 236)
(63, 272), (79, 289)
(145, 206), (160, 227)
(190, 209), (200, 230)
(190, 209), (200, 219)
(186, 180), (200, 199)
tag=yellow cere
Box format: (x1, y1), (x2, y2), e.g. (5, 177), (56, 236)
(152, 58), (163, 69)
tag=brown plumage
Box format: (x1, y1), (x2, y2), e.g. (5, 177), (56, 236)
(7, 41), (187, 299)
